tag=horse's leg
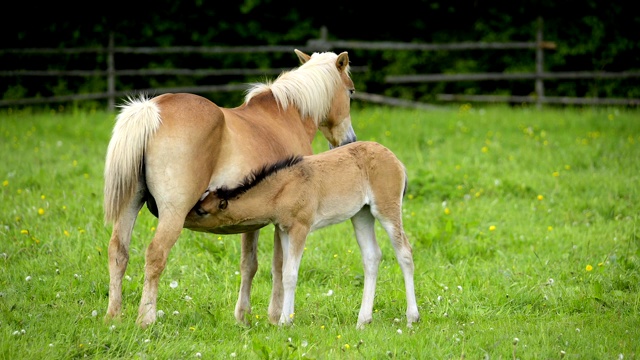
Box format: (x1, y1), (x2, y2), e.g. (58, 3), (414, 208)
(350, 208), (382, 329)
(277, 226), (307, 326)
(235, 230), (259, 325)
(268, 229), (284, 324)
(376, 216), (420, 327)
(105, 188), (145, 320)
(137, 214), (185, 327)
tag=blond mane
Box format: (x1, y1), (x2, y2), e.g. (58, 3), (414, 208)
(244, 52), (349, 126)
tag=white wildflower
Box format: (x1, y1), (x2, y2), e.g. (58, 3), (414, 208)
(170, 281), (178, 289)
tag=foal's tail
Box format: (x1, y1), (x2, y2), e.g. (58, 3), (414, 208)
(104, 95), (162, 224)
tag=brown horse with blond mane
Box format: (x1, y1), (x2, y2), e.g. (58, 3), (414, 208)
(103, 50), (356, 327)
(185, 141), (420, 329)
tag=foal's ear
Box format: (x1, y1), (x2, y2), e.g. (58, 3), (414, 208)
(294, 49), (311, 64)
(336, 51), (349, 72)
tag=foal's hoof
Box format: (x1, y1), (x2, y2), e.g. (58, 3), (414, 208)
(278, 315), (295, 327)
(356, 316), (372, 330)
(407, 313), (421, 328)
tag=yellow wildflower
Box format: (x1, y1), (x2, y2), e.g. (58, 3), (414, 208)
(586, 264), (593, 272)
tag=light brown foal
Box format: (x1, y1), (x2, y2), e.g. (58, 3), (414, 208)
(184, 141), (420, 329)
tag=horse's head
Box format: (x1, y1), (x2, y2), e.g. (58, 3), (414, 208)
(295, 49), (357, 149)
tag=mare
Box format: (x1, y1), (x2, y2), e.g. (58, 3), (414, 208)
(185, 141), (420, 329)
(103, 49), (356, 327)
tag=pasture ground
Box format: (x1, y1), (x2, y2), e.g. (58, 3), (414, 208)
(1, 104), (639, 359)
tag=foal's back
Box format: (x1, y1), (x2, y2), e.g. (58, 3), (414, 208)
(304, 141), (407, 227)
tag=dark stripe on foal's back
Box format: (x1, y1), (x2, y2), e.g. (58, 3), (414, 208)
(215, 155), (304, 200)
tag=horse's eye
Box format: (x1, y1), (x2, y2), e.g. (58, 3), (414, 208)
(348, 89), (355, 98)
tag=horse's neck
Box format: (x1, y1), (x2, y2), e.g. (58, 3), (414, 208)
(241, 91), (318, 149)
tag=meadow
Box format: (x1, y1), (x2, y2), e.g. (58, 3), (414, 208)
(1, 103), (639, 359)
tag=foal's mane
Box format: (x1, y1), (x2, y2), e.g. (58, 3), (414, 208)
(215, 156), (304, 200)
(244, 52), (348, 126)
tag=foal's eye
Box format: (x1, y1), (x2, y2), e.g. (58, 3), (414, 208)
(348, 89), (355, 98)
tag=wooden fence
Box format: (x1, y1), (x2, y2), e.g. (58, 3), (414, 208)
(1, 18), (639, 110)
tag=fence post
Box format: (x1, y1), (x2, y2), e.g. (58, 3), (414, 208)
(535, 17), (545, 109)
(307, 26), (332, 51)
(107, 32), (116, 111)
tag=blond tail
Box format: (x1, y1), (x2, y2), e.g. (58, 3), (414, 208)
(103, 95), (162, 223)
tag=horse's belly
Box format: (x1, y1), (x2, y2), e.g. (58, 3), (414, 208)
(185, 223), (267, 235)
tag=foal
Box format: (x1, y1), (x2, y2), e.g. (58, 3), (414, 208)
(184, 141), (420, 329)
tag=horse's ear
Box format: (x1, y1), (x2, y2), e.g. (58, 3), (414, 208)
(294, 49), (311, 64)
(336, 51), (349, 72)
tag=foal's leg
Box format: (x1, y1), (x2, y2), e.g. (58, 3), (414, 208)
(105, 190), (145, 320)
(235, 230), (259, 325)
(350, 208), (382, 329)
(268, 229), (285, 324)
(278, 226), (308, 326)
(376, 216), (420, 327)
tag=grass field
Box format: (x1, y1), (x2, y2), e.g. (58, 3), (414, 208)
(1, 103), (639, 359)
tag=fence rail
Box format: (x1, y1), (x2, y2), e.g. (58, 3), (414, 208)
(1, 19), (638, 109)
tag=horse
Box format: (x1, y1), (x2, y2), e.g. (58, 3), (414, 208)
(184, 141), (420, 329)
(103, 49), (357, 328)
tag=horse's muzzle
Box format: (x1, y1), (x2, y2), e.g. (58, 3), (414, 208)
(330, 128), (357, 149)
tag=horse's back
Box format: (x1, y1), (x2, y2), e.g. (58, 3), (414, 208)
(152, 93), (225, 127)
(143, 93), (229, 219)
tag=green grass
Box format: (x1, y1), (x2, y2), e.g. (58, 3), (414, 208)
(1, 103), (639, 359)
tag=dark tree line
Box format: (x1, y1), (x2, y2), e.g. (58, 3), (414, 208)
(2, 0), (638, 107)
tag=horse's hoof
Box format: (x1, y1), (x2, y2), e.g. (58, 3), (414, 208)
(103, 313), (121, 324)
(234, 304), (253, 326)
